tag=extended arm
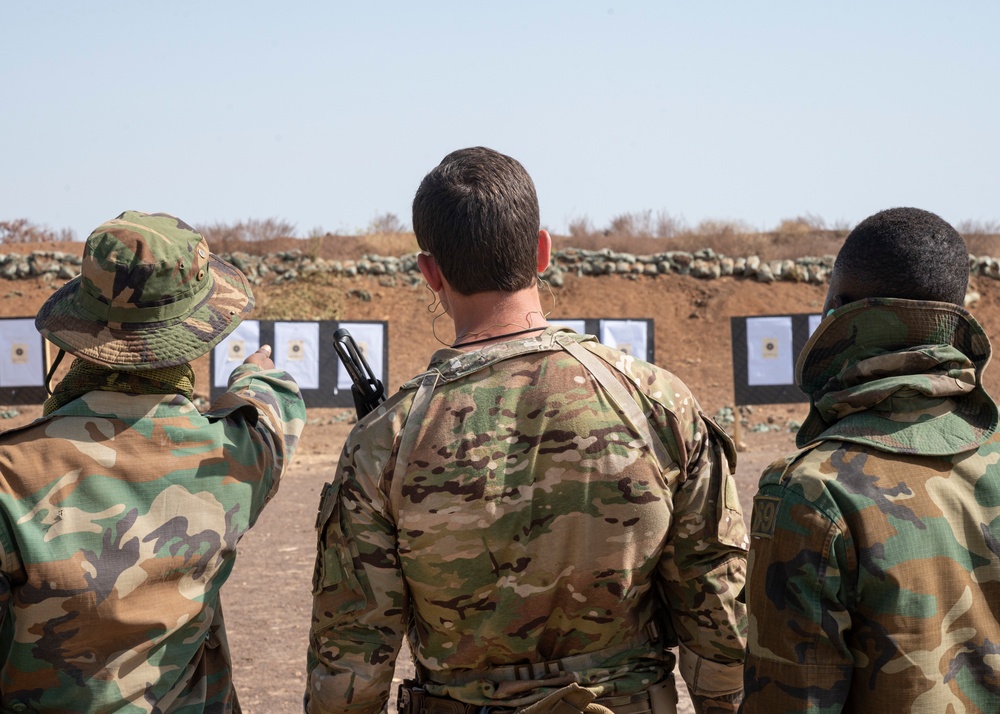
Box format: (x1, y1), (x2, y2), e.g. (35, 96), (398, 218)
(209, 345), (306, 512)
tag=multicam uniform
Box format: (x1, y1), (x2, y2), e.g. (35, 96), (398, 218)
(743, 299), (1000, 713)
(307, 327), (748, 713)
(0, 364), (305, 713)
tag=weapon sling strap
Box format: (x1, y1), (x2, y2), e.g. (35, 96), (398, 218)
(388, 369), (441, 521)
(386, 368), (441, 683)
(556, 335), (672, 473)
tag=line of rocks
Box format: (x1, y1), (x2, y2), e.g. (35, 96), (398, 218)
(543, 248), (833, 286)
(4, 248), (1000, 287)
(0, 251), (81, 281)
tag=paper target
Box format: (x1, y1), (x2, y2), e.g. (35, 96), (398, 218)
(275, 321), (319, 389)
(0, 319), (43, 387)
(214, 321), (260, 387)
(746, 316), (794, 386)
(600, 320), (648, 358)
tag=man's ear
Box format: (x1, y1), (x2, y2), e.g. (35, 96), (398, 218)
(822, 289), (846, 317)
(417, 252), (443, 292)
(822, 271), (848, 316)
(537, 229), (551, 273)
(823, 295), (844, 317)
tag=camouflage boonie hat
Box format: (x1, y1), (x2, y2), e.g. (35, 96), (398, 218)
(36, 210), (254, 370)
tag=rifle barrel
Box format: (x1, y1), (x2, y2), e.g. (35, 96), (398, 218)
(333, 328), (386, 415)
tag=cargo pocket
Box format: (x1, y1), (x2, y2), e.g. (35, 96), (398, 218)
(701, 414), (748, 549)
(312, 481), (337, 595)
(311, 480), (372, 635)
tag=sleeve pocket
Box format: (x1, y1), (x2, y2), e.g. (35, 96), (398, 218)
(311, 480), (372, 633)
(701, 413), (748, 549)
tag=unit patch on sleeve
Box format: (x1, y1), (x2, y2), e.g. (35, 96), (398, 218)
(750, 495), (782, 539)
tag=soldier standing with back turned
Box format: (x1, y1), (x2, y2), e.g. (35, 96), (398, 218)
(0, 211), (305, 712)
(307, 147), (748, 713)
(743, 207), (1000, 712)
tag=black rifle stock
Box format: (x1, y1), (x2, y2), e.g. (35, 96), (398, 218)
(333, 328), (387, 419)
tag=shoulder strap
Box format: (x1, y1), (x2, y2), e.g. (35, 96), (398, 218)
(556, 335), (672, 473)
(388, 336), (674, 512)
(387, 370), (441, 521)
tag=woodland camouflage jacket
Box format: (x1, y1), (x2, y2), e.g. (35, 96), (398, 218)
(743, 299), (1000, 713)
(0, 364), (305, 713)
(307, 327), (748, 713)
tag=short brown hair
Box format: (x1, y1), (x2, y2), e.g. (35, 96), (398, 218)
(412, 147), (540, 295)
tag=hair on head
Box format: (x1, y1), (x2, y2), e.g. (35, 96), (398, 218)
(834, 207), (968, 305)
(412, 147), (540, 295)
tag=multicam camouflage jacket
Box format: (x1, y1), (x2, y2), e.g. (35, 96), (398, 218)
(307, 327), (748, 713)
(743, 299), (1000, 713)
(0, 364), (305, 713)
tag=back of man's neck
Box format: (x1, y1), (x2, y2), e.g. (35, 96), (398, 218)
(448, 287), (548, 347)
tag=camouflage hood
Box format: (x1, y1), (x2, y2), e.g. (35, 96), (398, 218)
(36, 211), (254, 371)
(795, 298), (998, 455)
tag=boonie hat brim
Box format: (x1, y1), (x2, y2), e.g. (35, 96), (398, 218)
(36, 253), (254, 371)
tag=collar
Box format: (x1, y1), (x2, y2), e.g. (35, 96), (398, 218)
(401, 326), (593, 389)
(795, 298), (998, 455)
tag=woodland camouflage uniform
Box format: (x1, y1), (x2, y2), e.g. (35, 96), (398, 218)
(307, 327), (748, 713)
(743, 299), (1000, 713)
(0, 212), (306, 713)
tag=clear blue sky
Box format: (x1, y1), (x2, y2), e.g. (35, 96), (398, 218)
(3, 1), (998, 239)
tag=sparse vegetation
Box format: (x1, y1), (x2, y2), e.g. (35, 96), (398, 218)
(366, 212), (408, 235)
(774, 214), (828, 234)
(569, 210), (684, 243)
(3, 212), (999, 263)
(559, 212), (848, 260)
(346, 232), (420, 257)
(195, 218), (298, 255)
(0, 219), (74, 244)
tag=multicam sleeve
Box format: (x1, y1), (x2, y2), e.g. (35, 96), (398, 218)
(742, 480), (853, 712)
(306, 420), (406, 714)
(656, 408), (749, 713)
